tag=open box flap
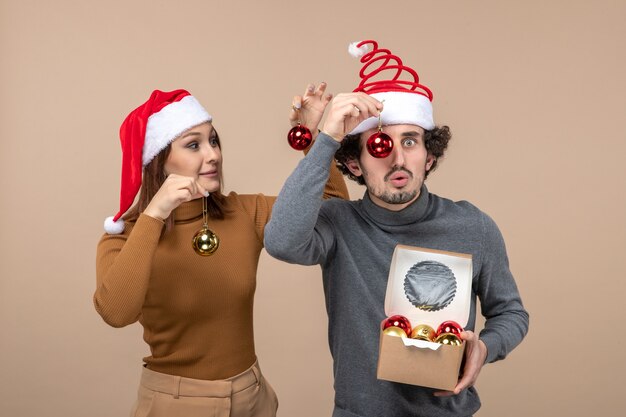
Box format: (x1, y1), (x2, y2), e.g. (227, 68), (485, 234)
(384, 245), (473, 330)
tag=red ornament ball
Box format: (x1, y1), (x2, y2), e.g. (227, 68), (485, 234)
(287, 124), (312, 150)
(436, 320), (464, 337)
(382, 315), (412, 337)
(366, 131), (393, 158)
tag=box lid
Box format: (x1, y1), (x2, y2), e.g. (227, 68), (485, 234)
(384, 245), (473, 329)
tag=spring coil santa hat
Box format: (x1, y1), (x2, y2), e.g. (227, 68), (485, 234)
(348, 40), (434, 135)
(104, 89), (211, 234)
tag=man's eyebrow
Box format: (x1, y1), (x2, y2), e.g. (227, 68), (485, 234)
(401, 131), (422, 137)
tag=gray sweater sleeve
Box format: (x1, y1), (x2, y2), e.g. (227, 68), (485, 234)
(264, 133), (341, 265)
(476, 213), (530, 363)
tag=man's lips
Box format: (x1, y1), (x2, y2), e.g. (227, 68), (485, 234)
(390, 177), (409, 187)
(388, 172), (408, 181)
(385, 169), (412, 187)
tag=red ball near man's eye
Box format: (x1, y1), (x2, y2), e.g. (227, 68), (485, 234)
(366, 132), (393, 158)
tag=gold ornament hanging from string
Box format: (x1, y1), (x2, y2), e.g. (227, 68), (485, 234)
(192, 196), (219, 256)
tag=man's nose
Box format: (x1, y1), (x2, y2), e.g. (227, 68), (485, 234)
(390, 140), (405, 166)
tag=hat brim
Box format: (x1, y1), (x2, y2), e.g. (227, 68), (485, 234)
(349, 92), (434, 135)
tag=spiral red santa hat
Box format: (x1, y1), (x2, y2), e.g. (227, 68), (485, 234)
(348, 40), (434, 135)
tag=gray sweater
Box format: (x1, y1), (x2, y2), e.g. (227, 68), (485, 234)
(265, 133), (529, 417)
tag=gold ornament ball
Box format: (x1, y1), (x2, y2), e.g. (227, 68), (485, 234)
(410, 324), (436, 341)
(434, 332), (462, 346)
(192, 229), (219, 256)
(382, 326), (408, 338)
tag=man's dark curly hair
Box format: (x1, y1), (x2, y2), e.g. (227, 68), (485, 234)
(334, 125), (452, 185)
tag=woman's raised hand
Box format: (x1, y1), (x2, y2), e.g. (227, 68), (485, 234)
(143, 174), (208, 220)
(289, 82), (333, 136)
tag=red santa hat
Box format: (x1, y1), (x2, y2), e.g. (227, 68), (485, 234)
(348, 40), (434, 135)
(104, 89), (212, 234)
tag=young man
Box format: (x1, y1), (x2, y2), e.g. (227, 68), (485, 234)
(265, 41), (529, 417)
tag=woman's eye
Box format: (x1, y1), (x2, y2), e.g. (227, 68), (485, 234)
(187, 142), (199, 150)
(210, 137), (219, 147)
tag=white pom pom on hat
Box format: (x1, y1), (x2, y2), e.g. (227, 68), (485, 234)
(347, 40), (435, 135)
(104, 89), (211, 234)
(104, 216), (126, 235)
(348, 41), (369, 58)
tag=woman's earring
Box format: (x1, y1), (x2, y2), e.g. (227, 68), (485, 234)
(287, 106), (312, 151)
(366, 109), (393, 158)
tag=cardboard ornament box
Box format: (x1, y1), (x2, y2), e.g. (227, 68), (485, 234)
(377, 245), (473, 391)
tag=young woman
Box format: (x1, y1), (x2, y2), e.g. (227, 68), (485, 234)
(95, 85), (346, 417)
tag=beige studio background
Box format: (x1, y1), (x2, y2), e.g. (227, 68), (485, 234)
(1, 0), (625, 416)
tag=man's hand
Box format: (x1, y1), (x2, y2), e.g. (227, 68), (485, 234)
(321, 92), (383, 142)
(433, 330), (488, 397)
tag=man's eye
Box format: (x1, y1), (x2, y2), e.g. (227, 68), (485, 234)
(403, 138), (417, 147)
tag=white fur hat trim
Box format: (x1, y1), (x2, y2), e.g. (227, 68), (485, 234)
(142, 95), (212, 166)
(349, 91), (434, 135)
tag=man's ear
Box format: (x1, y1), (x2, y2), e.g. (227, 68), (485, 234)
(345, 158), (362, 177)
(426, 154), (436, 172)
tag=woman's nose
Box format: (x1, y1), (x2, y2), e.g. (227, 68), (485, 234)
(203, 144), (219, 162)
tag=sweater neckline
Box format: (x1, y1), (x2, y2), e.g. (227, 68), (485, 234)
(360, 184), (430, 226)
(172, 198), (204, 223)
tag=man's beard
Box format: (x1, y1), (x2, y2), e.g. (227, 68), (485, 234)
(372, 189), (418, 205)
(367, 166), (418, 205)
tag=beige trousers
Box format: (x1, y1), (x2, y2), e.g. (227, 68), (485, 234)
(131, 361), (278, 417)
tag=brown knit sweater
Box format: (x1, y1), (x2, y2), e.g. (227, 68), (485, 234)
(95, 167), (347, 380)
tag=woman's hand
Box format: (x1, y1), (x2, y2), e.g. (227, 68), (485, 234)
(321, 92), (383, 142)
(290, 82), (333, 137)
(143, 174), (208, 220)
